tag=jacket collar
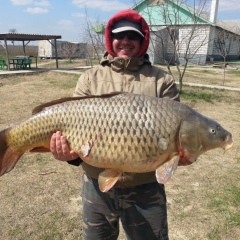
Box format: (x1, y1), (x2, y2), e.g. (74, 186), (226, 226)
(100, 52), (151, 72)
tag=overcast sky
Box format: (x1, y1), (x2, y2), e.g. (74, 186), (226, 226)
(1, 0), (239, 41)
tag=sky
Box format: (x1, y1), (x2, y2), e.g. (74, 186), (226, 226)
(0, 0), (240, 42)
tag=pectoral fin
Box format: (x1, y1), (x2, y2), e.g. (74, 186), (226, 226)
(156, 155), (179, 184)
(98, 169), (122, 192)
(81, 140), (93, 157)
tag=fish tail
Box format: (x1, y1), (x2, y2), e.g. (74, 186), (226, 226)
(0, 128), (23, 176)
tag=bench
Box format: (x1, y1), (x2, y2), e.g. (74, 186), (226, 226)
(15, 59), (24, 69)
(0, 59), (8, 70)
(15, 58), (32, 69)
(23, 58), (32, 69)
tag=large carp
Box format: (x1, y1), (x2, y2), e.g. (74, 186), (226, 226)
(0, 93), (233, 192)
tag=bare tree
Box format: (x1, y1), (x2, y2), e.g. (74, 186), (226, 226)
(61, 42), (81, 62)
(81, 10), (106, 65)
(133, 0), (212, 92)
(9, 28), (17, 33)
(9, 28), (17, 45)
(214, 29), (233, 85)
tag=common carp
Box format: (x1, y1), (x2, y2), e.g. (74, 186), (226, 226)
(0, 93), (233, 192)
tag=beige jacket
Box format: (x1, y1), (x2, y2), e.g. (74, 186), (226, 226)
(73, 53), (180, 187)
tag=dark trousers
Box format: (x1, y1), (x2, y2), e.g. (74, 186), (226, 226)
(82, 174), (169, 240)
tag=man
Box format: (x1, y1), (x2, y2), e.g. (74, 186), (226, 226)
(51, 9), (181, 240)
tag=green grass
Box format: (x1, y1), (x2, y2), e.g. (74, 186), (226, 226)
(7, 211), (82, 239)
(180, 89), (222, 103)
(48, 75), (79, 89)
(37, 59), (87, 69)
(207, 184), (240, 227)
(0, 53), (6, 59)
(232, 70), (240, 76)
(35, 153), (52, 166)
(188, 69), (213, 74)
(207, 226), (223, 240)
(36, 212), (66, 239)
(9, 224), (28, 238)
(206, 183), (240, 239)
(226, 60), (240, 64)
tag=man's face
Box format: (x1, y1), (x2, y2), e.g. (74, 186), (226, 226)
(112, 31), (142, 59)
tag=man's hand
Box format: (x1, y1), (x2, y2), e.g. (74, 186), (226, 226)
(50, 131), (79, 161)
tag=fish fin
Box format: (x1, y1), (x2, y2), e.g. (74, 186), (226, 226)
(81, 140), (93, 157)
(32, 98), (77, 115)
(155, 155), (179, 184)
(30, 147), (50, 153)
(0, 128), (23, 176)
(32, 93), (123, 115)
(98, 169), (122, 192)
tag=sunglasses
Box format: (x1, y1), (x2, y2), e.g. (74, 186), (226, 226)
(112, 31), (143, 41)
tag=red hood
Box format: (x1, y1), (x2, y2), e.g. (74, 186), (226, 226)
(105, 9), (150, 58)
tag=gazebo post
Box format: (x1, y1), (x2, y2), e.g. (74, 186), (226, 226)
(54, 38), (59, 69)
(22, 40), (26, 56)
(4, 38), (10, 70)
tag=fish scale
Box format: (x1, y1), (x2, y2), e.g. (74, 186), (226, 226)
(0, 92), (233, 192)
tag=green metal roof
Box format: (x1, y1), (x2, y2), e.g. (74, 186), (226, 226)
(133, 0), (215, 26)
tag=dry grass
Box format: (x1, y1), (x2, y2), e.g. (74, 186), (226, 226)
(0, 69), (239, 240)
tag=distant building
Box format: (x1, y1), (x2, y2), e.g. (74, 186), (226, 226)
(38, 40), (87, 59)
(133, 0), (240, 64)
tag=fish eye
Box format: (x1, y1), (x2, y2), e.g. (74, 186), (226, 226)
(209, 128), (216, 134)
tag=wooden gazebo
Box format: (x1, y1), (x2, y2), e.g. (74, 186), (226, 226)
(0, 33), (61, 70)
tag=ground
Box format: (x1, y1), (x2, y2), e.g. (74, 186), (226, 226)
(0, 69), (239, 240)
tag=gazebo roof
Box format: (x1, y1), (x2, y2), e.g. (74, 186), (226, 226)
(0, 33), (61, 41)
(0, 33), (62, 70)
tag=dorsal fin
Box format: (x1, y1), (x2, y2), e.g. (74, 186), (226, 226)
(32, 92), (123, 115)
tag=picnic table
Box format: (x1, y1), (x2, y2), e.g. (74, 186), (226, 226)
(9, 56), (32, 69)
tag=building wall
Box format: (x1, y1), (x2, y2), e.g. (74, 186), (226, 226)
(134, 0), (240, 64)
(177, 25), (211, 65)
(209, 27), (240, 61)
(148, 27), (169, 64)
(38, 40), (52, 58)
(38, 40), (87, 59)
(149, 25), (212, 65)
(149, 24), (240, 64)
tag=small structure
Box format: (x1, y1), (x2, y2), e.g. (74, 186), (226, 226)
(133, 0), (240, 65)
(38, 40), (87, 59)
(0, 33), (61, 70)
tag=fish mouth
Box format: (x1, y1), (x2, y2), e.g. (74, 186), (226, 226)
(222, 134), (233, 152)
